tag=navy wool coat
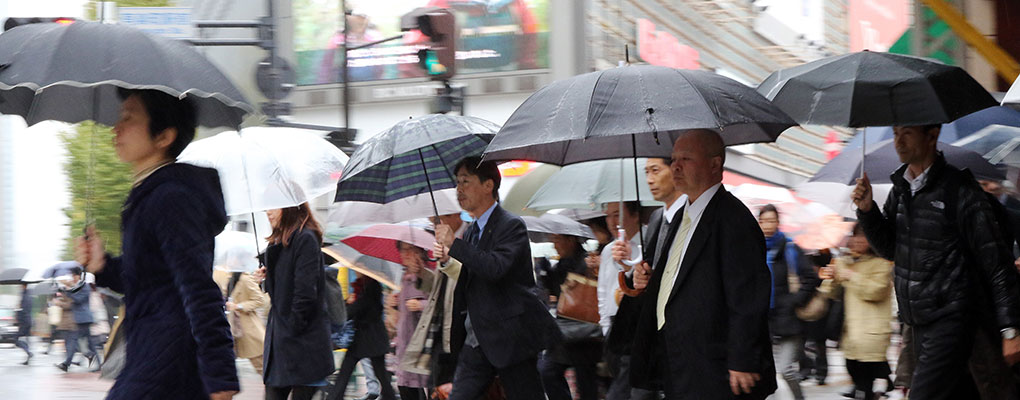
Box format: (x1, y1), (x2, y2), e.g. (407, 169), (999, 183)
(263, 229), (334, 387)
(95, 163), (239, 399)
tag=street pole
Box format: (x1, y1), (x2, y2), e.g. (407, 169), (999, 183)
(341, 0), (350, 132)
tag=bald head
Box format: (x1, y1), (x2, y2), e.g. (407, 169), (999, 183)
(671, 129), (725, 202)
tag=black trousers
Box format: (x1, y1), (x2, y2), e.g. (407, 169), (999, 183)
(398, 386), (428, 400)
(539, 350), (599, 400)
(326, 354), (396, 400)
(909, 314), (980, 400)
(845, 359), (891, 399)
(449, 345), (546, 400)
(798, 319), (829, 380)
(264, 385), (319, 400)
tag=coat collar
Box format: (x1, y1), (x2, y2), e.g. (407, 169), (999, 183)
(660, 186), (729, 304)
(889, 152), (948, 196)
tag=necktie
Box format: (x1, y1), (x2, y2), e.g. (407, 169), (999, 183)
(656, 211), (692, 330)
(466, 222), (479, 245)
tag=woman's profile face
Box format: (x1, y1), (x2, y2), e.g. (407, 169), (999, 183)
(266, 209), (282, 229)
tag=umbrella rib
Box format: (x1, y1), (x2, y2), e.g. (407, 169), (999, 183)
(674, 70), (720, 130)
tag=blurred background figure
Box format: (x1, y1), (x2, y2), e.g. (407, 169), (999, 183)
(15, 283), (34, 365)
(54, 268), (98, 372)
(820, 223), (894, 400)
(327, 268), (397, 400)
(395, 241), (430, 400)
(213, 270), (267, 375)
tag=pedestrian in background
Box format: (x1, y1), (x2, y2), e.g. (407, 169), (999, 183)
(55, 268), (99, 372)
(395, 241), (431, 400)
(260, 203), (335, 400)
(213, 270), (267, 375)
(326, 269), (398, 400)
(760, 204), (819, 400)
(820, 223), (894, 400)
(15, 283), (33, 365)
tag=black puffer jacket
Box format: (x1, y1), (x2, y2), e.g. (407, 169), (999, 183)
(858, 154), (1020, 329)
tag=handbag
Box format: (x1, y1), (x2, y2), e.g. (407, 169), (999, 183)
(431, 378), (507, 400)
(229, 311), (244, 338)
(555, 317), (603, 343)
(556, 272), (600, 324)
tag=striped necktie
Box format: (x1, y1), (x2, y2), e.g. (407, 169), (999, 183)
(656, 211), (692, 330)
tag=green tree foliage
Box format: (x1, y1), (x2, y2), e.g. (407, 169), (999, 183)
(62, 123), (133, 259)
(61, 0), (171, 259)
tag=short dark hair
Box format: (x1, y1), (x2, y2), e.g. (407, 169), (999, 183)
(758, 203), (779, 221)
(117, 88), (197, 159)
(454, 156), (501, 200)
(623, 200), (641, 216)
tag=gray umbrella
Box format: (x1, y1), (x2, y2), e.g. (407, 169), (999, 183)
(953, 124), (1020, 168)
(807, 139), (1005, 185)
(482, 66), (797, 164)
(521, 213), (596, 243)
(0, 21), (253, 128)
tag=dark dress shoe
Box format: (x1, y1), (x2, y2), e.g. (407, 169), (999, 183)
(55, 362), (69, 372)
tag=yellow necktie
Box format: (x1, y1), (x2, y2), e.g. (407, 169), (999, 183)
(657, 211), (692, 330)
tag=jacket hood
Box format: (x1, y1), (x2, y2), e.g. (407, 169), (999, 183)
(127, 162), (228, 237)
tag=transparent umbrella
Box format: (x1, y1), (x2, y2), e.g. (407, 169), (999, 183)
(214, 230), (266, 273)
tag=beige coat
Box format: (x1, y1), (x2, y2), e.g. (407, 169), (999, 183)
(830, 254), (894, 362)
(400, 265), (459, 375)
(214, 271), (268, 359)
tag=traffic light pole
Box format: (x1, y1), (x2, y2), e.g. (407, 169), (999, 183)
(341, 0), (349, 136)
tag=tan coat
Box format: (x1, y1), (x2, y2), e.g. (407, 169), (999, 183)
(214, 271), (268, 359)
(830, 254), (894, 362)
(400, 266), (458, 375)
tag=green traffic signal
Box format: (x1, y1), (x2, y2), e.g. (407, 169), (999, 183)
(417, 49), (447, 76)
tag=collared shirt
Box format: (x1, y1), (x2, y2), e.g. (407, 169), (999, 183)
(597, 232), (642, 335)
(662, 194), (687, 224)
(904, 164), (933, 195)
(472, 202), (498, 242)
(666, 183), (722, 290)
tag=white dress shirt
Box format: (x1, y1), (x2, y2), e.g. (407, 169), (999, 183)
(597, 233), (642, 335)
(665, 183), (722, 290)
(904, 164), (933, 195)
(662, 194), (686, 224)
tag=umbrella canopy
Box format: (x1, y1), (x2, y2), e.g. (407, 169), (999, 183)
(553, 208), (606, 221)
(796, 181), (894, 219)
(808, 139), (1005, 186)
(337, 223), (435, 266)
(0, 267), (38, 285)
(178, 127), (349, 216)
(1004, 74), (1020, 110)
(41, 261), (83, 279)
(214, 230), (266, 273)
(757, 51), (997, 127)
(953, 124), (1020, 168)
(0, 21), (252, 128)
(502, 164), (560, 217)
(526, 158), (661, 211)
(844, 106), (1020, 150)
(328, 188), (462, 226)
(483, 66), (797, 164)
(521, 213), (596, 243)
(322, 243), (405, 290)
(335, 114), (499, 204)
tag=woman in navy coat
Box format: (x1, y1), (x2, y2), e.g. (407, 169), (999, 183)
(78, 89), (239, 399)
(261, 203), (335, 400)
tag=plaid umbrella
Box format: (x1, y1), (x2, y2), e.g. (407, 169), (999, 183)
(335, 114), (499, 218)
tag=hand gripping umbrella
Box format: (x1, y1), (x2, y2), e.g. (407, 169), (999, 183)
(483, 65), (797, 268)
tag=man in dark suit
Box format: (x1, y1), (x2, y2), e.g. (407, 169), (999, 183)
(434, 156), (561, 400)
(629, 129), (777, 399)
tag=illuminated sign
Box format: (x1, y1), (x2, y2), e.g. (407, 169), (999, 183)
(636, 19), (699, 70)
(498, 161), (537, 177)
(848, 0), (909, 52)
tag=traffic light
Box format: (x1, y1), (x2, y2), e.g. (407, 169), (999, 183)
(4, 17), (76, 32)
(414, 10), (457, 81)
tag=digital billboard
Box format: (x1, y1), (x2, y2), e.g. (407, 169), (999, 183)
(293, 0), (550, 86)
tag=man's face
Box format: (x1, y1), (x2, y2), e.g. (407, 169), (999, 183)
(551, 234), (577, 258)
(112, 95), (169, 166)
(980, 180), (1005, 196)
(604, 202), (638, 235)
(646, 158), (677, 202)
(671, 134), (719, 196)
(455, 167), (493, 216)
(892, 126), (938, 165)
(758, 210), (779, 237)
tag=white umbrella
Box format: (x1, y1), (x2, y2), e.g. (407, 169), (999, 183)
(214, 230), (267, 273)
(526, 158), (662, 211)
(1004, 75), (1020, 110)
(178, 127), (349, 216)
(328, 188), (461, 226)
(795, 181), (893, 219)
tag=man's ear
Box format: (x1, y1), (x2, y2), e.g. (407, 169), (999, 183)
(482, 178), (494, 194)
(155, 128), (177, 152)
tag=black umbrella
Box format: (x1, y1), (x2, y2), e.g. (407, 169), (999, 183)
(483, 66), (797, 164)
(0, 21), (253, 128)
(335, 114), (500, 219)
(807, 139), (1005, 185)
(757, 51), (997, 128)
(0, 268), (36, 285)
(482, 65), (796, 264)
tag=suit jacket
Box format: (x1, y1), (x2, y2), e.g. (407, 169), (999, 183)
(66, 281), (94, 324)
(630, 188), (777, 399)
(447, 204), (561, 369)
(345, 277), (391, 360)
(263, 229), (334, 387)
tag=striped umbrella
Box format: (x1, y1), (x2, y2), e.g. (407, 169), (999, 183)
(335, 114), (499, 218)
